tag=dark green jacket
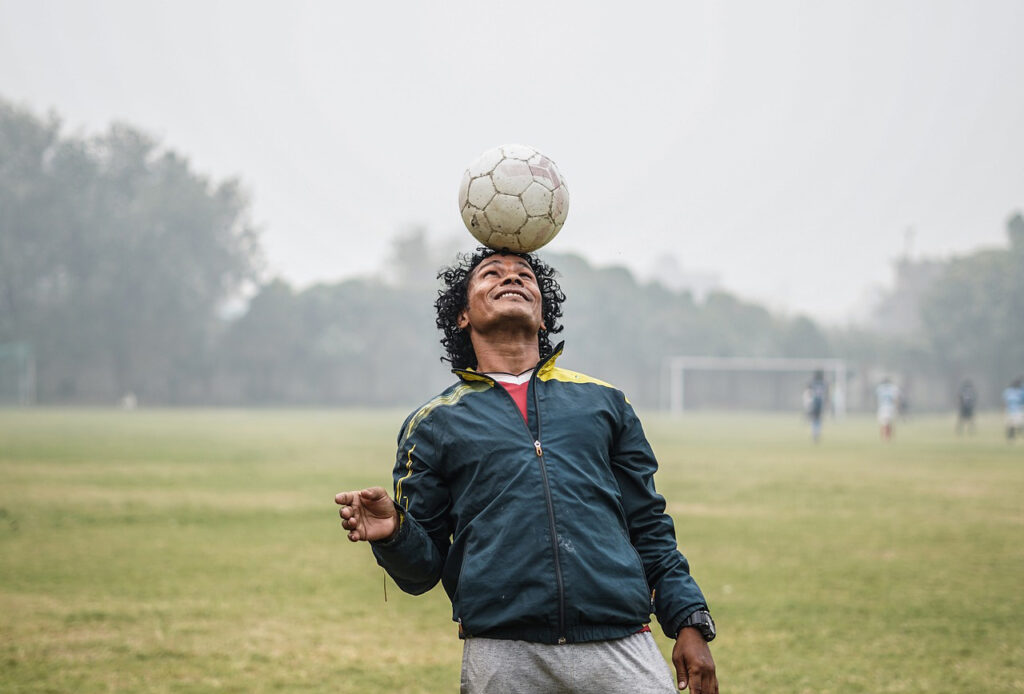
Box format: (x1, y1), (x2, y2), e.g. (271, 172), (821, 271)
(371, 343), (708, 644)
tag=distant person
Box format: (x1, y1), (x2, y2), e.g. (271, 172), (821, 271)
(876, 377), (901, 441)
(1003, 377), (1024, 441)
(955, 380), (977, 435)
(804, 369), (829, 443)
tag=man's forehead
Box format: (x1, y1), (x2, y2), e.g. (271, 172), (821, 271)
(472, 255), (534, 274)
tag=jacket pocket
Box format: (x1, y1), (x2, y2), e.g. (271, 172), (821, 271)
(628, 542), (654, 612)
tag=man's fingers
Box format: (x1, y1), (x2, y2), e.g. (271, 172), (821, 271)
(359, 487), (390, 503)
(337, 488), (390, 509)
(340, 505), (365, 534)
(675, 658), (710, 691)
(697, 669), (718, 694)
(687, 665), (701, 693)
(336, 487), (397, 543)
(673, 628), (716, 692)
(674, 656), (687, 690)
(685, 658), (716, 694)
(337, 495), (362, 535)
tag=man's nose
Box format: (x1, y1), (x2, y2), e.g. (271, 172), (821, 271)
(501, 274), (523, 285)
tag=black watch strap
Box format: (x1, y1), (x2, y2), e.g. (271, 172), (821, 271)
(678, 609), (716, 642)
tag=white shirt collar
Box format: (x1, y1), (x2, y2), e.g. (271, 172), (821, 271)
(485, 369), (534, 385)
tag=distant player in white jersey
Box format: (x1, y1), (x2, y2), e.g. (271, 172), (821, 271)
(876, 378), (901, 441)
(1003, 377), (1024, 441)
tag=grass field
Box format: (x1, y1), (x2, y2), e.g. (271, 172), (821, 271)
(1, 408), (1022, 693)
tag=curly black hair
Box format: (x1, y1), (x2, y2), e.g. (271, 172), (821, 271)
(435, 247), (566, 370)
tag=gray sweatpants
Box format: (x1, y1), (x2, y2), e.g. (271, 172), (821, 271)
(460, 631), (677, 693)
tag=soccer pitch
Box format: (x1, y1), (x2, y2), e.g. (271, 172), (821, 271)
(1, 409), (1021, 693)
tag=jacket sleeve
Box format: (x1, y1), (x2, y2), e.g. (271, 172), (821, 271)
(609, 393), (709, 639)
(370, 413), (452, 595)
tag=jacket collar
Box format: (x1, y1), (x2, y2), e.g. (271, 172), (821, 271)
(453, 341), (565, 385)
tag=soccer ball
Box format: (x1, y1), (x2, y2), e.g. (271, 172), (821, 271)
(458, 144), (569, 253)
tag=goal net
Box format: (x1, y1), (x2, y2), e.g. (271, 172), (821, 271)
(664, 356), (847, 416)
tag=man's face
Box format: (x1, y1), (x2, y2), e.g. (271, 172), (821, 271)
(457, 254), (545, 336)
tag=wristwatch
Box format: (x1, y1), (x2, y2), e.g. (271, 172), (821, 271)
(678, 609), (716, 642)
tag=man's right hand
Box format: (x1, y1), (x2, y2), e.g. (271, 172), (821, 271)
(335, 487), (399, 542)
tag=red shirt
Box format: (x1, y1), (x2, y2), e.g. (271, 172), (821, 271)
(497, 380), (529, 424)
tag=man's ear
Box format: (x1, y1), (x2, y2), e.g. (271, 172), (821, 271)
(457, 309), (470, 330)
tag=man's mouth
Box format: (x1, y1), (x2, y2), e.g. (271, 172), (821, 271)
(494, 289), (529, 301)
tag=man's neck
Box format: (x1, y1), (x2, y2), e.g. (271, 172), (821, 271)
(471, 335), (541, 375)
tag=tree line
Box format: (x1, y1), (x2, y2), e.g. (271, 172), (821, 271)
(2, 98), (1021, 409)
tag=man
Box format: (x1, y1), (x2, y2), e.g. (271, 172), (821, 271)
(336, 249), (718, 693)
(955, 379), (977, 436)
(876, 377), (901, 442)
(1004, 377), (1024, 441)
(804, 370), (829, 443)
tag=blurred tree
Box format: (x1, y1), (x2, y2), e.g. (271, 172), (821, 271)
(0, 102), (64, 346)
(0, 98), (261, 403)
(779, 316), (831, 358)
(385, 226), (440, 291)
(1008, 212), (1024, 249)
(871, 257), (946, 338)
(544, 251), (835, 405)
(216, 279), (301, 402)
(218, 276), (448, 406)
(919, 213), (1024, 404)
(16, 97), (1018, 411)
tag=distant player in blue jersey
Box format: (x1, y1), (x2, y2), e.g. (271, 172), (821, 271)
(1003, 377), (1024, 441)
(804, 370), (829, 443)
(876, 378), (901, 441)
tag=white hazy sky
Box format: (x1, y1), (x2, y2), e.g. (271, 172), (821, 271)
(2, 0), (1022, 322)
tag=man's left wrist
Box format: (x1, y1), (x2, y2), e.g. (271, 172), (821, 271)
(676, 608), (716, 642)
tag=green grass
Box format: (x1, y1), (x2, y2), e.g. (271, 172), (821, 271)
(1, 409), (1022, 692)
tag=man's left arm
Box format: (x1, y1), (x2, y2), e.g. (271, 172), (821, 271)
(610, 395), (718, 692)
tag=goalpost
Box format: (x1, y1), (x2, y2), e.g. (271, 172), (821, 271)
(665, 356), (847, 416)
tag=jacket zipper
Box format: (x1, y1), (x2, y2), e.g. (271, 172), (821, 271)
(456, 349), (568, 644)
(533, 434), (568, 644)
(488, 368), (567, 644)
(525, 366), (567, 644)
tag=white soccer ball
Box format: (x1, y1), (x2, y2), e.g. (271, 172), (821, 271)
(458, 144), (569, 253)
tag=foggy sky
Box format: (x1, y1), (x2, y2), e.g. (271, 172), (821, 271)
(2, 0), (1022, 322)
